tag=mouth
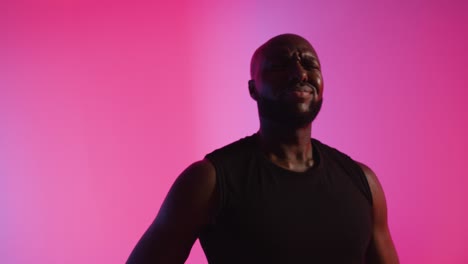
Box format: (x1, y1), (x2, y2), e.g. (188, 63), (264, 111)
(290, 83), (316, 92)
(291, 90), (311, 97)
(285, 84), (316, 98)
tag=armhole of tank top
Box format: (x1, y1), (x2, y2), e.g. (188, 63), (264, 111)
(204, 154), (226, 223)
(314, 139), (374, 207)
(352, 160), (374, 207)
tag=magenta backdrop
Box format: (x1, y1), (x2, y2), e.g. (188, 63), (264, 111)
(2, 0), (467, 263)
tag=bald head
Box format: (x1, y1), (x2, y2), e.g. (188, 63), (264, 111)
(247, 33), (323, 127)
(250, 34), (317, 79)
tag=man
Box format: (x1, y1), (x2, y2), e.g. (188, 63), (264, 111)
(127, 34), (399, 263)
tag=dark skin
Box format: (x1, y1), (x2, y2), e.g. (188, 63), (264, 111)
(248, 34), (324, 172)
(127, 34), (399, 264)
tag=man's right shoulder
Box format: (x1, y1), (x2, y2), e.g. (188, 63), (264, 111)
(180, 159), (216, 183)
(205, 134), (258, 161)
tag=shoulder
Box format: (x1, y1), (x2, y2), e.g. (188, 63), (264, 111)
(205, 134), (258, 165)
(355, 161), (385, 206)
(126, 159), (218, 263)
(356, 162), (377, 184)
(207, 134), (257, 155)
(312, 138), (364, 176)
(160, 159), (218, 220)
(157, 159), (219, 231)
(312, 139), (379, 194)
(357, 162), (400, 263)
(173, 159), (216, 195)
(313, 139), (374, 203)
(312, 138), (353, 161)
(355, 161), (390, 228)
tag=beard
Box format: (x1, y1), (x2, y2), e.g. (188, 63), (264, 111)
(257, 96), (323, 128)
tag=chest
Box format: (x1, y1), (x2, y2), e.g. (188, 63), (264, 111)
(220, 164), (373, 260)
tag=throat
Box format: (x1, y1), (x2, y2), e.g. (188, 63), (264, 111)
(256, 125), (315, 172)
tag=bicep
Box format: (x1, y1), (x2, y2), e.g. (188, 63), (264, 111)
(127, 159), (218, 264)
(358, 162), (399, 264)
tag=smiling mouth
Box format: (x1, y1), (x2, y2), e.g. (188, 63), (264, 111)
(289, 90), (309, 96)
(287, 84), (316, 96)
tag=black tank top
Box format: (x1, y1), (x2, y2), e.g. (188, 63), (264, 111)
(199, 134), (373, 264)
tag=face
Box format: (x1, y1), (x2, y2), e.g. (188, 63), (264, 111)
(249, 34), (324, 127)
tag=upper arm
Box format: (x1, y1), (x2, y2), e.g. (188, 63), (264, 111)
(358, 162), (399, 264)
(127, 159), (218, 264)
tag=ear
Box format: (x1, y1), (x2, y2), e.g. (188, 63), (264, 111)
(248, 80), (258, 101)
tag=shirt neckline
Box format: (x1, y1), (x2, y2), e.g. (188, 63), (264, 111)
(250, 133), (324, 176)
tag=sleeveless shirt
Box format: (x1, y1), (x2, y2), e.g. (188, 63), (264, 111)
(199, 134), (373, 264)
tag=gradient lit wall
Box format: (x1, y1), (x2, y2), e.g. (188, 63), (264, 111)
(2, 0), (467, 263)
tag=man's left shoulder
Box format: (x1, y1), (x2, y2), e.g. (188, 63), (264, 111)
(354, 161), (382, 201)
(355, 161), (376, 178)
(313, 138), (375, 204)
(311, 138), (355, 162)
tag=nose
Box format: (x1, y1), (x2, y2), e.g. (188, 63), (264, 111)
(289, 61), (308, 83)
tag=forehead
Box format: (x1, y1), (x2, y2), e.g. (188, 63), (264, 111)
(250, 34), (319, 77)
(261, 37), (318, 59)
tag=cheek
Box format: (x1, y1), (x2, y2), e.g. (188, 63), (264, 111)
(313, 74), (324, 97)
(255, 82), (273, 99)
(259, 78), (286, 98)
(318, 79), (324, 97)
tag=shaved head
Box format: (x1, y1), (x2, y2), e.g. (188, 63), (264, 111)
(250, 34), (317, 79)
(248, 33), (323, 127)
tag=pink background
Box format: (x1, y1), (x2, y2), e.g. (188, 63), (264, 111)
(2, 0), (467, 263)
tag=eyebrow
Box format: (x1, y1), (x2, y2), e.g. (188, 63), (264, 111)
(300, 52), (318, 60)
(300, 53), (320, 64)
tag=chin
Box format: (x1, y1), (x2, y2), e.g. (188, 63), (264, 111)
(296, 103), (312, 113)
(257, 97), (323, 127)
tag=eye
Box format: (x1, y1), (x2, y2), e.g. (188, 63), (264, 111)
(302, 59), (320, 71)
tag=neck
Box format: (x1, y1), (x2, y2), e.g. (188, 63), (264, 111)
(257, 118), (314, 171)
